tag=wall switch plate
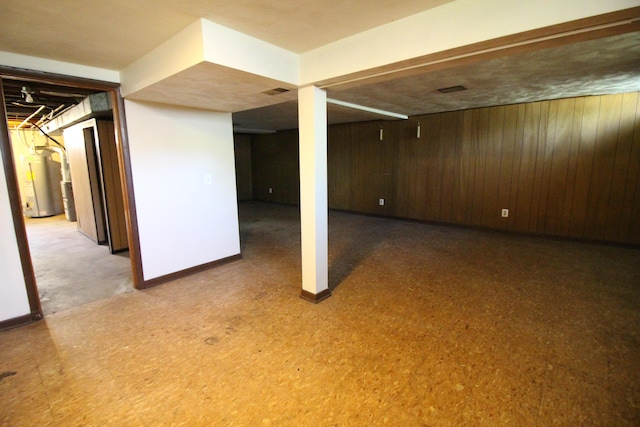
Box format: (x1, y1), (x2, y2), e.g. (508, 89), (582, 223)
(204, 174), (212, 185)
(268, 187), (273, 194)
(501, 208), (509, 218)
(379, 198), (385, 206)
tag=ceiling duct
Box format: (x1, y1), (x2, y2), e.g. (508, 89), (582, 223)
(42, 92), (113, 134)
(437, 85), (467, 94)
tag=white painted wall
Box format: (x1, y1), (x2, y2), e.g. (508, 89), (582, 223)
(124, 100), (241, 280)
(0, 154), (31, 322)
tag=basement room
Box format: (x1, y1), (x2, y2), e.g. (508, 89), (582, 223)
(1, 1), (639, 425)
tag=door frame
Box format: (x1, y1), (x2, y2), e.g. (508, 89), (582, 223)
(0, 66), (144, 323)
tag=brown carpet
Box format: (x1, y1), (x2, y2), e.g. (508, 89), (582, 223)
(1, 201), (639, 425)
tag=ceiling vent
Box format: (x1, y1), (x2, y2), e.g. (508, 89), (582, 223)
(437, 85), (467, 94)
(262, 87), (290, 96)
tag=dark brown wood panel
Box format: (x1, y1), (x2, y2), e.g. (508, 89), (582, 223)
(569, 96), (600, 238)
(458, 109), (477, 224)
(506, 104), (526, 230)
(529, 101), (550, 234)
(619, 95), (640, 245)
(543, 98), (574, 236)
(96, 119), (128, 253)
(513, 102), (540, 233)
(480, 106), (505, 229)
(583, 94), (622, 241)
(440, 111), (458, 222)
(604, 92), (638, 242)
(559, 97), (584, 237)
(252, 91), (640, 246)
(233, 133), (253, 202)
(251, 130), (300, 205)
(470, 108), (487, 227)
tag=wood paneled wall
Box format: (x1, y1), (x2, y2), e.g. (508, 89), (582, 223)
(251, 130), (300, 205)
(95, 120), (128, 253)
(234, 134), (253, 201)
(249, 92), (640, 245)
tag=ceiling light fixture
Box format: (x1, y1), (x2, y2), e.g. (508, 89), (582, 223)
(21, 86), (35, 103)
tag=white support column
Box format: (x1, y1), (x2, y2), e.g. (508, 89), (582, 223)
(298, 85), (330, 303)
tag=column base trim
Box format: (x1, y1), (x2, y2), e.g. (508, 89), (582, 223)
(300, 288), (332, 304)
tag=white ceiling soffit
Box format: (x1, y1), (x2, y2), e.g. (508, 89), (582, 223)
(124, 62), (297, 113)
(0, 0), (453, 70)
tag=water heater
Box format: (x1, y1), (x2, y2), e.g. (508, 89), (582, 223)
(22, 151), (64, 218)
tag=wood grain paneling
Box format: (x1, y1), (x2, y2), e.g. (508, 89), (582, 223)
(251, 130), (300, 205)
(234, 133), (253, 201)
(96, 120), (128, 253)
(252, 91), (640, 245)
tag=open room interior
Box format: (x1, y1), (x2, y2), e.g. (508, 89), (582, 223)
(1, 1), (640, 424)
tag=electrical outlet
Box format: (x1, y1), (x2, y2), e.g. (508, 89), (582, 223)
(204, 174), (212, 185)
(501, 208), (509, 218)
(268, 187), (273, 194)
(379, 198), (385, 206)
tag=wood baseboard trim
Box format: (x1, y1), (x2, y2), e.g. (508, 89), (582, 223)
(0, 313), (37, 331)
(300, 288), (332, 304)
(139, 253), (242, 289)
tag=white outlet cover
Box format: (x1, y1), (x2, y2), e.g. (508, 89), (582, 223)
(379, 198), (385, 206)
(501, 209), (509, 217)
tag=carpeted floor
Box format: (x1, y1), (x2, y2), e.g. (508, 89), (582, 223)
(1, 201), (639, 425)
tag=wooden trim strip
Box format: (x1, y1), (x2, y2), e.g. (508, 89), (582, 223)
(139, 254), (243, 289)
(0, 79), (43, 321)
(0, 314), (34, 331)
(319, 6), (640, 91)
(111, 90), (145, 289)
(300, 288), (332, 304)
(0, 65), (144, 310)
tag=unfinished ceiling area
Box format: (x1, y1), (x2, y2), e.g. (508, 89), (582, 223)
(2, 79), (103, 126)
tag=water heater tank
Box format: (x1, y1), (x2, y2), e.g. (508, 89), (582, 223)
(22, 152), (64, 218)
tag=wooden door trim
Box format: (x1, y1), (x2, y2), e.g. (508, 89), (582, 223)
(0, 66), (143, 328)
(0, 78), (42, 323)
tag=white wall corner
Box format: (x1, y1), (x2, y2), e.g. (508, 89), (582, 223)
(0, 51), (119, 83)
(200, 19), (300, 86)
(120, 19), (206, 97)
(124, 100), (240, 281)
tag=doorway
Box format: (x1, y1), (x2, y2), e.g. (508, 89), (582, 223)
(0, 70), (140, 318)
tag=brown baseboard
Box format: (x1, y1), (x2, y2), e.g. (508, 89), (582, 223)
(0, 313), (37, 331)
(300, 288), (332, 304)
(139, 253), (242, 289)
